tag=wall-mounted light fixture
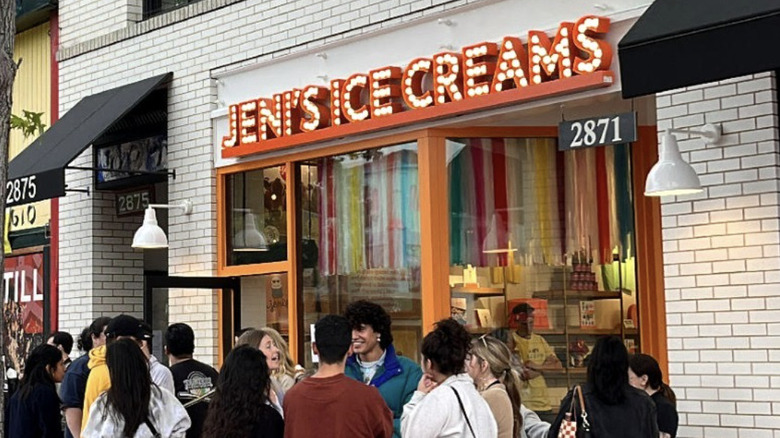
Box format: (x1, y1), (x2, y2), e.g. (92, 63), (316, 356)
(132, 200), (193, 249)
(645, 123), (721, 197)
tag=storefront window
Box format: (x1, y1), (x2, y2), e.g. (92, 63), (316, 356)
(448, 137), (639, 419)
(240, 273), (290, 337)
(298, 142), (422, 367)
(226, 166), (288, 265)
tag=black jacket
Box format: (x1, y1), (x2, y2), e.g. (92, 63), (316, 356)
(7, 383), (62, 438)
(548, 383), (658, 438)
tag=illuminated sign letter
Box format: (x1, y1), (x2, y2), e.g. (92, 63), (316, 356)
(257, 94), (284, 140)
(573, 16), (612, 74)
(369, 67), (402, 118)
(283, 89), (303, 136)
(491, 37), (530, 92)
(528, 22), (575, 84)
(402, 58), (434, 109)
(239, 101), (259, 144)
(300, 86), (330, 132)
(342, 73), (370, 123)
(462, 42), (498, 98)
(222, 104), (239, 148)
(330, 79), (346, 126)
(433, 52), (464, 104)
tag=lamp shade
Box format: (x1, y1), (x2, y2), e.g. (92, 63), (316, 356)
(132, 208), (168, 249)
(234, 213), (269, 252)
(645, 132), (703, 197)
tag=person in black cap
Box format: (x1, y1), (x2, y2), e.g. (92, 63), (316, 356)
(80, 314), (150, 430)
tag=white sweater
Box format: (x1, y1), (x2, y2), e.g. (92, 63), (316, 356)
(401, 374), (497, 438)
(82, 386), (191, 438)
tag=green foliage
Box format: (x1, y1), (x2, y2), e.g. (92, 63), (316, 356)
(10, 110), (46, 139)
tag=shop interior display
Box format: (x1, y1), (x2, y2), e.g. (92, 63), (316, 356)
(448, 136), (640, 413)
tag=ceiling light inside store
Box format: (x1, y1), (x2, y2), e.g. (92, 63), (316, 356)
(233, 212), (269, 252)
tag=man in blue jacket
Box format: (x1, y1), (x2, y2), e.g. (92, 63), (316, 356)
(344, 300), (423, 438)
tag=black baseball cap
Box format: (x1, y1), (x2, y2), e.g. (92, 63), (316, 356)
(104, 315), (150, 340)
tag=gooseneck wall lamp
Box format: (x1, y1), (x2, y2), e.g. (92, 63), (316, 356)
(132, 200), (193, 249)
(645, 123), (722, 197)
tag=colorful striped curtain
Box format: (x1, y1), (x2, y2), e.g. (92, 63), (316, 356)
(316, 145), (420, 276)
(448, 138), (636, 277)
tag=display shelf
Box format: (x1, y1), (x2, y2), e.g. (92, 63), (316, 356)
(567, 328), (621, 336)
(451, 286), (505, 296)
(533, 289), (623, 300)
(543, 367), (587, 376)
(467, 326), (497, 335)
(535, 328), (565, 335)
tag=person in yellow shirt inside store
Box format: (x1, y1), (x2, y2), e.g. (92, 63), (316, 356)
(510, 302), (562, 423)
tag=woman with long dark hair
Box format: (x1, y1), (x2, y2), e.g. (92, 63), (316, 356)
(201, 345), (284, 438)
(466, 335), (523, 438)
(81, 338), (190, 437)
(401, 318), (497, 437)
(629, 353), (678, 438)
(548, 336), (658, 438)
(7, 344), (65, 438)
(344, 300), (422, 438)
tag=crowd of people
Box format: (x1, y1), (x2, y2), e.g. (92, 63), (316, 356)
(3, 300), (678, 438)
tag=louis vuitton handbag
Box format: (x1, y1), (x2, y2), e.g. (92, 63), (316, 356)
(557, 385), (591, 438)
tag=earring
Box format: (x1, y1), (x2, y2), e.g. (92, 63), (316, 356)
(377, 335), (381, 343)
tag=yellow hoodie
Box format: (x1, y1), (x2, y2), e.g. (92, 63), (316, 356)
(81, 345), (110, 433)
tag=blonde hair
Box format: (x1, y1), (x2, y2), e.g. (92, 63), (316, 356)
(471, 335), (523, 434)
(262, 327), (297, 379)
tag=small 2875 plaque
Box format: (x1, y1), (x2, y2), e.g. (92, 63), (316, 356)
(116, 186), (154, 217)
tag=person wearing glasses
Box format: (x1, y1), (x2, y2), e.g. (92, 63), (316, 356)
(510, 303), (561, 423)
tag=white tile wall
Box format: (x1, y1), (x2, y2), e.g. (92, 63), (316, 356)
(656, 72), (780, 438)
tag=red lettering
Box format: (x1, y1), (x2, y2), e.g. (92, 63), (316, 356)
(369, 66), (403, 118)
(491, 37), (530, 92)
(433, 52), (464, 104)
(462, 42), (498, 98)
(402, 58), (434, 109)
(572, 16), (612, 74)
(528, 22), (575, 84)
(342, 73), (371, 123)
(300, 86), (330, 132)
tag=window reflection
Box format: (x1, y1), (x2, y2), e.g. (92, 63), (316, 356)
(298, 143), (422, 367)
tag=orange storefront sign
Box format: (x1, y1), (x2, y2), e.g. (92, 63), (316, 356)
(222, 15), (614, 159)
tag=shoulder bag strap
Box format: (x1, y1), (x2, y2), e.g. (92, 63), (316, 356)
(574, 385), (591, 432)
(144, 416), (161, 438)
(451, 387), (477, 438)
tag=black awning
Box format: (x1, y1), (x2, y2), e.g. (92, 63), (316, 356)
(7, 73), (171, 207)
(619, 0), (780, 98)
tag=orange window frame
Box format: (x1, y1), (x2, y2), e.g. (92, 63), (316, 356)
(215, 125), (668, 374)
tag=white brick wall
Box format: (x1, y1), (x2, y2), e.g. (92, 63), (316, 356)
(58, 0), (483, 367)
(657, 72), (780, 438)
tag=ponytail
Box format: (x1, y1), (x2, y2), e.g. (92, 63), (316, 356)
(471, 336), (523, 436)
(501, 367), (524, 435)
(659, 382), (676, 405)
